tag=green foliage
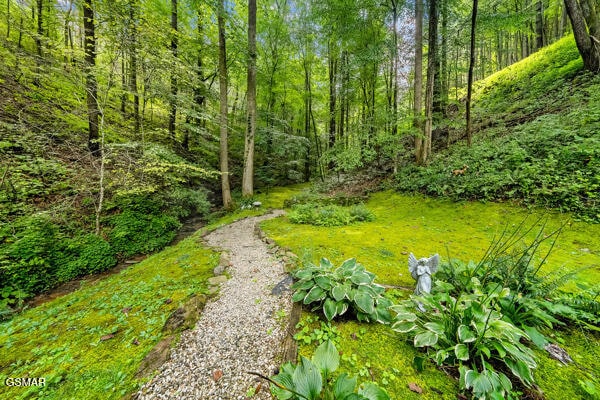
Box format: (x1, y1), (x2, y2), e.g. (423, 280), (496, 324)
(288, 204), (374, 227)
(291, 258), (392, 324)
(293, 315), (341, 346)
(107, 210), (181, 258)
(270, 340), (390, 400)
(391, 281), (536, 399)
(56, 234), (117, 279)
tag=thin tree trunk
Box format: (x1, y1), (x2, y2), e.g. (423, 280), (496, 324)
(6, 0), (10, 39)
(169, 0), (178, 139)
(242, 0), (256, 197)
(328, 42), (337, 153)
(130, 1), (140, 135)
(466, 0), (478, 147)
(423, 0), (438, 163)
(83, 0), (99, 156)
(414, 0), (424, 164)
(218, 0), (232, 208)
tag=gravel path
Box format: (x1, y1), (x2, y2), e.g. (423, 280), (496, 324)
(138, 211), (292, 399)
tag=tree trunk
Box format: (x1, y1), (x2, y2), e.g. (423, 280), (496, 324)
(242, 0), (256, 197)
(414, 0), (424, 164)
(6, 0), (10, 39)
(129, 1), (140, 135)
(169, 0), (178, 139)
(423, 0), (438, 163)
(536, 0), (544, 49)
(83, 0), (99, 156)
(564, 0), (600, 72)
(218, 0), (232, 208)
(466, 0), (478, 147)
(328, 42), (337, 153)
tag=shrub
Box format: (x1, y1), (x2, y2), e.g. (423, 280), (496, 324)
(291, 258), (393, 324)
(288, 203), (374, 227)
(267, 340), (390, 400)
(56, 234), (117, 282)
(160, 187), (211, 219)
(107, 211), (181, 258)
(391, 281), (536, 400)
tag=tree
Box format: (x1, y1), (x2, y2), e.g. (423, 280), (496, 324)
(422, 0), (438, 164)
(563, 0), (600, 72)
(414, 0), (424, 164)
(242, 0), (257, 197)
(169, 0), (178, 139)
(465, 0), (478, 147)
(83, 0), (99, 156)
(218, 0), (232, 208)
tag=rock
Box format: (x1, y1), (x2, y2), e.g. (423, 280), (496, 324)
(135, 336), (175, 378)
(252, 201), (262, 208)
(408, 382), (423, 394)
(162, 294), (207, 334)
(208, 275), (228, 286)
(545, 343), (573, 364)
(271, 275), (294, 295)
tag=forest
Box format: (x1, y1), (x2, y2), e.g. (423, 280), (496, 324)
(0, 0), (599, 399)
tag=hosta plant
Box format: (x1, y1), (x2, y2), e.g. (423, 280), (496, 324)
(391, 280), (537, 400)
(291, 258), (393, 324)
(268, 340), (390, 400)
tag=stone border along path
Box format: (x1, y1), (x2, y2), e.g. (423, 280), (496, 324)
(137, 210), (294, 400)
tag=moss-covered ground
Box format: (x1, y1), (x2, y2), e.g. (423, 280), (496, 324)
(0, 185), (306, 400)
(261, 190), (600, 399)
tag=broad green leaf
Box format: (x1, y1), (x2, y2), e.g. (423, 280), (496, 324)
(312, 340), (339, 376)
(522, 325), (548, 349)
(357, 382), (390, 400)
(295, 269), (314, 280)
(392, 312), (417, 322)
(458, 324), (477, 343)
(304, 286), (326, 304)
(292, 356), (322, 399)
(331, 284), (346, 302)
(320, 258), (334, 270)
(434, 349), (449, 365)
(353, 291), (375, 314)
(291, 290), (307, 303)
(413, 355), (426, 372)
(505, 359), (534, 385)
(471, 370), (494, 397)
(315, 275), (333, 290)
(391, 320), (417, 333)
(339, 258), (357, 272)
(333, 373), (357, 398)
(414, 331), (438, 347)
(454, 343), (470, 361)
(479, 345), (491, 359)
(292, 280), (315, 290)
(336, 301), (349, 316)
(323, 298), (337, 321)
(424, 322), (444, 335)
(271, 371), (295, 400)
(350, 271), (372, 285)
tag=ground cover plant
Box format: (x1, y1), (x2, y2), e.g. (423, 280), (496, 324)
(265, 340), (390, 399)
(262, 189), (600, 399)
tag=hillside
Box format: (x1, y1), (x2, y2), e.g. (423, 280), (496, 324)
(395, 35), (600, 222)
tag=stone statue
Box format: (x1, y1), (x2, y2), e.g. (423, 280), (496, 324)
(408, 253), (440, 296)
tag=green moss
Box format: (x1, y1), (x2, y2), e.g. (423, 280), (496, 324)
(0, 236), (219, 400)
(263, 190), (600, 398)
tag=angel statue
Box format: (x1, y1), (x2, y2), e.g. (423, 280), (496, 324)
(408, 253), (440, 296)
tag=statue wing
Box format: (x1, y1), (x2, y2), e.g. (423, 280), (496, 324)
(428, 254), (440, 273)
(408, 253), (418, 279)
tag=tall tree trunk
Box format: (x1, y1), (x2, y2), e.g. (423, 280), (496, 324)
(391, 0), (399, 136)
(33, 0), (43, 86)
(242, 0), (256, 197)
(129, 1), (140, 135)
(328, 42), (337, 154)
(466, 0), (478, 147)
(169, 0), (178, 139)
(6, 0), (10, 39)
(83, 0), (99, 156)
(414, 0), (424, 164)
(423, 0), (438, 163)
(564, 0), (600, 72)
(536, 0), (544, 49)
(218, 0), (232, 208)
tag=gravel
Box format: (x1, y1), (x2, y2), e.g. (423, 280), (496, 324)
(137, 210), (292, 399)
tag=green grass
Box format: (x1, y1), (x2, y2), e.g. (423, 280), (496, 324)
(262, 190), (600, 399)
(0, 235), (219, 399)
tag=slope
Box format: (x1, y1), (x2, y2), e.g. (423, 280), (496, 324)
(395, 35), (600, 222)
